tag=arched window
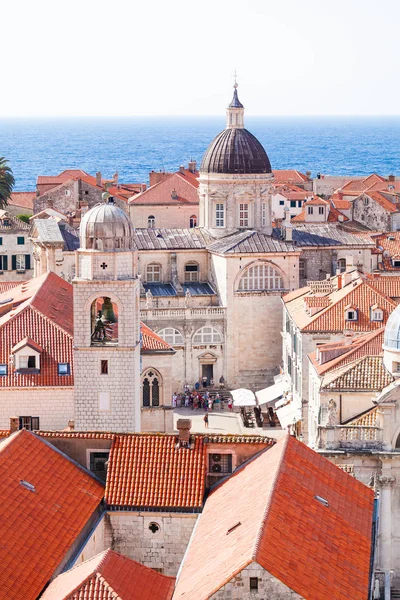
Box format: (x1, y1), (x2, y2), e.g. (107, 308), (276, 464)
(148, 215), (155, 228)
(185, 261), (199, 282)
(147, 263), (161, 283)
(238, 263), (284, 291)
(142, 369), (161, 407)
(189, 215), (197, 228)
(338, 258), (346, 273)
(90, 297), (118, 346)
(193, 326), (222, 344)
(158, 328), (184, 345)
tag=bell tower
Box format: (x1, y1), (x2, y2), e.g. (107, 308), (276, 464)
(73, 196), (141, 432)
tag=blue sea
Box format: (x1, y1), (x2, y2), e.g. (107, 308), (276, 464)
(1, 116), (400, 191)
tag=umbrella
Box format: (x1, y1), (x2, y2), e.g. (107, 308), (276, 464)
(231, 388), (256, 407)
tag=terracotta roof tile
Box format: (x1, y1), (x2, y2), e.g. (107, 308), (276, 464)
(105, 434), (206, 508)
(129, 171), (198, 206)
(272, 169), (310, 183)
(0, 281), (23, 295)
(8, 192), (36, 210)
(41, 548), (175, 600)
(321, 356), (394, 390)
(0, 429), (104, 600)
(141, 322), (174, 352)
(173, 435), (373, 600)
(364, 191), (400, 213)
(345, 406), (379, 426)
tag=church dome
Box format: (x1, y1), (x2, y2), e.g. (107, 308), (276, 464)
(383, 304), (400, 350)
(80, 201), (135, 251)
(200, 128), (272, 175)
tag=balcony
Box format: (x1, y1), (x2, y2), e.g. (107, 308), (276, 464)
(140, 307), (226, 320)
(318, 425), (383, 451)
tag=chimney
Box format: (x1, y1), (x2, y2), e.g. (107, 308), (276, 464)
(389, 174), (395, 182)
(188, 160), (197, 173)
(96, 171), (102, 186)
(338, 191), (343, 200)
(10, 417), (19, 434)
(306, 171), (312, 179)
(179, 165), (185, 174)
(337, 274), (342, 290)
(177, 419), (192, 446)
(140, 183), (146, 192)
(113, 171), (119, 187)
(67, 419), (75, 431)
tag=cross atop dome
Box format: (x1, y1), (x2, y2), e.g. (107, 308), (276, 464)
(229, 71), (244, 109)
(226, 74), (244, 128)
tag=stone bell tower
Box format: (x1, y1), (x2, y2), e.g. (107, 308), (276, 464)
(73, 196), (141, 432)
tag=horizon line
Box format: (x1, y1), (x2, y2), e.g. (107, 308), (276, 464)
(1, 113), (400, 119)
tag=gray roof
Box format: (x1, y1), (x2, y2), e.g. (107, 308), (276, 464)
(33, 219), (64, 243)
(208, 230), (297, 254)
(59, 224), (80, 251)
(285, 225), (375, 247)
(183, 282), (215, 295)
(144, 283), (176, 296)
(133, 228), (212, 251)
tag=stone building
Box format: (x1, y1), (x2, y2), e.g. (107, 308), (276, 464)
(0, 210), (33, 281)
(353, 190), (400, 231)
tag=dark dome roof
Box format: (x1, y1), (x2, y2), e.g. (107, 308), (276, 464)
(200, 128), (272, 175)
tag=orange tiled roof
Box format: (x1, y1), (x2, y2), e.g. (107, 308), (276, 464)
(331, 195), (351, 210)
(272, 169), (310, 183)
(41, 548), (175, 600)
(373, 233), (400, 271)
(141, 322), (174, 352)
(105, 434), (206, 508)
(8, 192), (36, 210)
(173, 435), (373, 600)
(0, 429), (104, 600)
(345, 405), (379, 426)
(340, 173), (386, 195)
(272, 183), (311, 200)
(321, 355), (394, 391)
(363, 191), (400, 213)
(365, 274), (400, 297)
(129, 171), (198, 206)
(0, 281), (23, 295)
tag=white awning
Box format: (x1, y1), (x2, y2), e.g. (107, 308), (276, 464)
(231, 388), (256, 407)
(255, 381), (285, 406)
(276, 402), (302, 429)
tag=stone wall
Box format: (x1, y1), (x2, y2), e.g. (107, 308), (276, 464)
(211, 562), (303, 599)
(353, 194), (391, 232)
(130, 204), (198, 229)
(105, 511), (198, 576)
(0, 387), (74, 430)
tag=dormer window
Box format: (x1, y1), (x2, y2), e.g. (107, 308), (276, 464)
(371, 305), (383, 322)
(12, 338), (42, 373)
(307, 206), (314, 215)
(345, 307), (358, 321)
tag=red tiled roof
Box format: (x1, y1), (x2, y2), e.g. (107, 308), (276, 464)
(37, 170), (90, 185)
(173, 435), (373, 600)
(364, 191), (400, 213)
(0, 429), (104, 600)
(8, 192), (36, 210)
(0, 281), (23, 295)
(340, 173), (386, 195)
(272, 183), (312, 200)
(41, 548), (175, 600)
(141, 322), (173, 352)
(373, 233), (400, 271)
(105, 434), (206, 508)
(272, 169), (310, 183)
(321, 355), (393, 390)
(129, 171), (198, 206)
(331, 195), (351, 210)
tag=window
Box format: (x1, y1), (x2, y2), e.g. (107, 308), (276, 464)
(215, 203), (225, 227)
(0, 364), (7, 376)
(65, 190), (71, 196)
(20, 416), (40, 431)
(148, 215), (155, 228)
(345, 309), (357, 321)
(147, 263), (161, 283)
(371, 308), (383, 322)
(250, 578), (259, 591)
(393, 362), (400, 373)
(0, 237), (2, 245)
(17, 237), (25, 245)
(290, 200), (296, 208)
(19, 355), (37, 369)
(58, 363), (70, 375)
(99, 391), (110, 411)
(287, 355), (292, 376)
(338, 258), (346, 273)
(319, 206), (324, 215)
(185, 262), (199, 282)
(193, 326), (222, 344)
(101, 359), (109, 374)
(208, 453), (232, 474)
(238, 263), (284, 291)
(297, 200), (302, 207)
(279, 200), (285, 206)
(307, 206), (314, 215)
(142, 369), (161, 407)
(0, 256), (8, 271)
(393, 260), (400, 268)
(158, 328), (184, 345)
(299, 259), (306, 280)
(239, 203), (249, 227)
(89, 451), (109, 482)
(3, 219), (10, 227)
(189, 215), (197, 228)
(364, 197), (369, 206)
(16, 255), (25, 270)
(261, 203), (266, 226)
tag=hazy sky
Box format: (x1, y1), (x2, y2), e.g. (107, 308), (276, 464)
(2, 0), (399, 117)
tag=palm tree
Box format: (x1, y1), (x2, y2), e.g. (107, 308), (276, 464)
(0, 157), (15, 209)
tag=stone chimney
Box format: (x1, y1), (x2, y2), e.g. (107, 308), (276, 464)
(179, 166), (185, 174)
(177, 419), (192, 446)
(389, 174), (395, 182)
(149, 171), (170, 187)
(188, 160), (197, 173)
(10, 417), (19, 434)
(113, 171), (119, 187)
(306, 171), (312, 179)
(96, 171), (102, 187)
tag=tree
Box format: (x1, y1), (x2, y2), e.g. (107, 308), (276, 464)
(0, 157), (15, 209)
(16, 214), (30, 224)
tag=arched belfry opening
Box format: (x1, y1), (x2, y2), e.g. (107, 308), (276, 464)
(90, 297), (119, 346)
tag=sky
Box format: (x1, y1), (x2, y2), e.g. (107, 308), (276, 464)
(2, 0), (399, 117)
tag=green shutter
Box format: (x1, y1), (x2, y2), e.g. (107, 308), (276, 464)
(11, 255), (16, 270)
(3, 255), (7, 271)
(25, 255), (31, 270)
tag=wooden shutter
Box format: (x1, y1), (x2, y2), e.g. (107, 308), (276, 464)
(11, 255), (16, 270)
(3, 255), (8, 271)
(25, 254), (31, 270)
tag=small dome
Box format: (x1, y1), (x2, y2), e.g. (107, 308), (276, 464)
(80, 202), (135, 251)
(200, 128), (272, 175)
(384, 305), (400, 350)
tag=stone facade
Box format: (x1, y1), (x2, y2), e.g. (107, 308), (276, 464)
(353, 193), (400, 232)
(0, 212), (33, 281)
(0, 387), (73, 430)
(104, 511), (198, 576)
(130, 204), (198, 229)
(211, 562), (303, 599)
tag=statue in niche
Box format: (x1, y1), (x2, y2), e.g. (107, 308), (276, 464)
(145, 289), (153, 309)
(184, 288), (191, 308)
(326, 399), (337, 426)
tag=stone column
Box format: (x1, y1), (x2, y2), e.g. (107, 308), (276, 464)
(378, 471), (395, 572)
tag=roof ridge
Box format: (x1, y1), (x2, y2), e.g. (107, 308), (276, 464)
(252, 435), (291, 562)
(317, 327), (385, 374)
(362, 278), (397, 307)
